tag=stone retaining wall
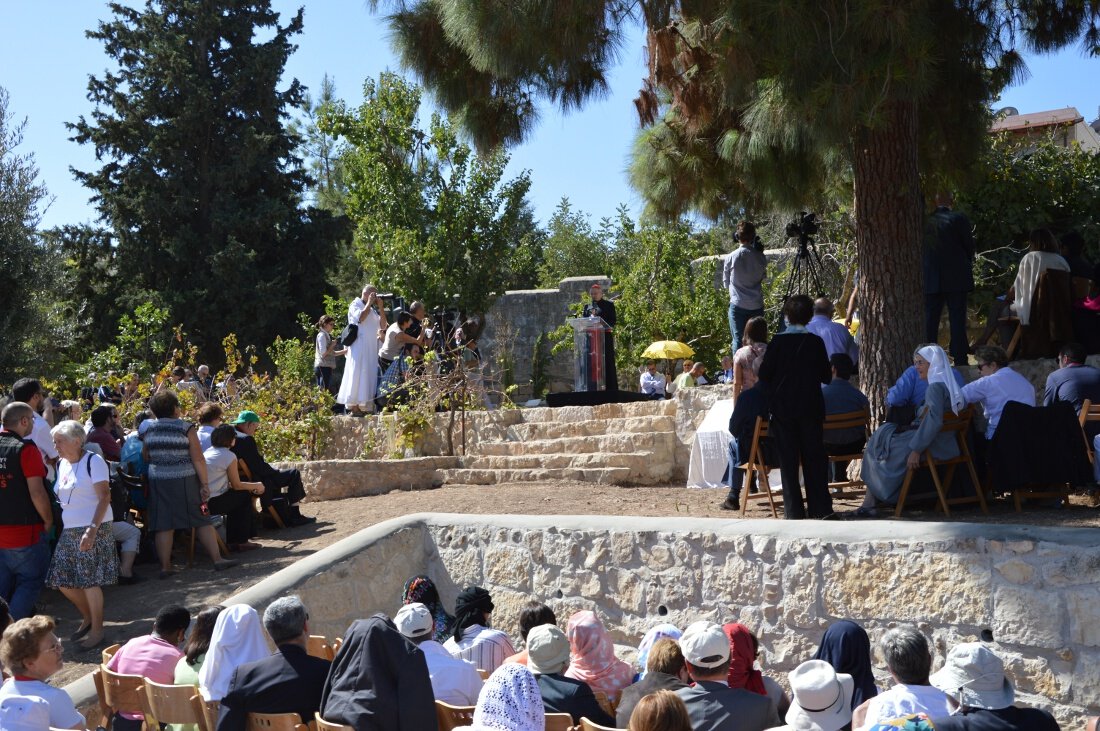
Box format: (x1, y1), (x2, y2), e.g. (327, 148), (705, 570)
(273, 457), (460, 501)
(65, 513), (1100, 726)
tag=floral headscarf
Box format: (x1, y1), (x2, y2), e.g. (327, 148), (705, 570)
(401, 575), (454, 643)
(563, 610), (634, 696)
(723, 623), (767, 695)
(636, 623), (682, 679)
(868, 714), (937, 730)
(462, 663), (545, 731)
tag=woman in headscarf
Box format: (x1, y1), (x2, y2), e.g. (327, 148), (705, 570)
(198, 604), (270, 702)
(459, 663), (545, 731)
(635, 623), (682, 680)
(443, 586), (515, 673)
(724, 623), (790, 717)
(812, 620), (878, 714)
(564, 610), (634, 697)
(401, 575), (454, 643)
(319, 614), (436, 730)
(859, 344), (965, 514)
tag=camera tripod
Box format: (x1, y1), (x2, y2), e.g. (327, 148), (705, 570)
(775, 231), (827, 330)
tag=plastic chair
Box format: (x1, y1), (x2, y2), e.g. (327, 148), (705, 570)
(142, 679), (208, 731)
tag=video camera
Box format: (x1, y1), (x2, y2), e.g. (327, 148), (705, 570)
(785, 212), (819, 241)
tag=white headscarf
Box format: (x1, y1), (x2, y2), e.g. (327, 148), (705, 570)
(198, 604), (271, 701)
(918, 344), (965, 414)
(462, 663), (545, 731)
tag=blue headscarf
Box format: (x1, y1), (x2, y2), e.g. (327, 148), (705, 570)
(813, 620), (878, 709)
(636, 623), (683, 679)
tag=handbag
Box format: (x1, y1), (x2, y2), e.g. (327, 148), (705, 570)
(339, 322), (358, 346)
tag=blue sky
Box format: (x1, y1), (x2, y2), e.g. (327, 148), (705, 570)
(3, 1), (1099, 231)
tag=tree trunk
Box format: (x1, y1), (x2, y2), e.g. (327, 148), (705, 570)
(852, 100), (924, 422)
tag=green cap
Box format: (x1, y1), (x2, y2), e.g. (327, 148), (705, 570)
(232, 410), (260, 425)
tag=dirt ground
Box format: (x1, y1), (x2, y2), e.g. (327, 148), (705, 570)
(46, 480), (1100, 686)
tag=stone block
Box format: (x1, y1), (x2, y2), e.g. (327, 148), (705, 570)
(701, 552), (763, 606)
(995, 559), (1035, 585)
(993, 586), (1065, 647)
(1069, 648), (1100, 704)
(1040, 549), (1100, 588)
(439, 546), (483, 588)
(1065, 587), (1100, 647)
(485, 545), (532, 592)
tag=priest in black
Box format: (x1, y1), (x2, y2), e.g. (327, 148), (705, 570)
(582, 283), (618, 391)
(758, 294), (833, 519)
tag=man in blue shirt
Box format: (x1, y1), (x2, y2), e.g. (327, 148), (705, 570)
(1043, 341), (1100, 414)
(821, 354), (869, 483)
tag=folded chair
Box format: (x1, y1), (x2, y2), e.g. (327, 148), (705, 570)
(895, 407), (987, 517)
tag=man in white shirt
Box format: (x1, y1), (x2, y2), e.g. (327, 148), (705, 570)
(11, 379), (58, 480)
(961, 345), (1036, 440)
(395, 602), (482, 705)
(442, 586), (515, 674)
(853, 626), (952, 730)
(806, 298), (860, 365)
(640, 361), (667, 399)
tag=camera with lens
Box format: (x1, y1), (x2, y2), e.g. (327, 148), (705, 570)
(785, 211), (819, 240)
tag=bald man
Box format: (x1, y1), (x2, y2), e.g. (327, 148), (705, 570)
(806, 297), (859, 365)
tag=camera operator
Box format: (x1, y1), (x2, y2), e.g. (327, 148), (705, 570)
(378, 312), (429, 372)
(406, 301), (427, 339)
(722, 220), (768, 354)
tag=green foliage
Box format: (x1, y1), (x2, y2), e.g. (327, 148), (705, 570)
(68, 0), (337, 360)
(0, 87), (51, 382)
(293, 74), (348, 214)
(322, 72), (533, 315)
(537, 198), (615, 287)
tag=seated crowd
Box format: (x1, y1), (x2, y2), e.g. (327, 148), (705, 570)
(0, 580), (1069, 730)
(0, 375), (317, 653)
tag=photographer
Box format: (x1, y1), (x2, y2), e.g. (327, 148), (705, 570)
(378, 312), (428, 372)
(722, 221), (768, 354)
(337, 285), (389, 416)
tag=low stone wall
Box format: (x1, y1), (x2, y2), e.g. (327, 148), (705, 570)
(273, 457), (460, 501)
(65, 513), (1100, 726)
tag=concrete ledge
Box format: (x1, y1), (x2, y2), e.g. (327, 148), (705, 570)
(274, 457), (460, 501)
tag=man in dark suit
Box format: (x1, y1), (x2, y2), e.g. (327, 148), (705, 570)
(1043, 342), (1100, 414)
(675, 623), (780, 731)
(230, 410), (313, 526)
(615, 638), (689, 727)
(924, 191), (975, 366)
(758, 295), (833, 519)
(217, 597), (331, 731)
(526, 624), (615, 726)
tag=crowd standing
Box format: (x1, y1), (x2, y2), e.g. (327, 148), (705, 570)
(0, 577), (1069, 730)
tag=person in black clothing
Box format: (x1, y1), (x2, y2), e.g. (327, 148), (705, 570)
(1060, 230), (1093, 280)
(217, 597), (331, 731)
(616, 638), (690, 727)
(526, 623), (615, 726)
(720, 382), (771, 511)
(229, 411), (314, 527)
(758, 295), (833, 519)
(582, 283), (618, 391)
(924, 192), (976, 367)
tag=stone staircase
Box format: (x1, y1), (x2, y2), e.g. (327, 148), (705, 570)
(440, 400), (682, 486)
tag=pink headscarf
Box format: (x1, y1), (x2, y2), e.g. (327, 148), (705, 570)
(563, 611), (634, 696)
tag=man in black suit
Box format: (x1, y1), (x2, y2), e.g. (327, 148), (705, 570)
(526, 624), (615, 727)
(230, 410), (314, 526)
(758, 295), (833, 519)
(924, 191), (975, 366)
(217, 597), (331, 731)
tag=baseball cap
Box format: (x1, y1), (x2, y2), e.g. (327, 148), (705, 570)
(394, 602), (434, 639)
(679, 621), (730, 668)
(231, 410), (260, 425)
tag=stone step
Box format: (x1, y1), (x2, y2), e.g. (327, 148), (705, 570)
(462, 451), (653, 471)
(473, 430), (677, 457)
(517, 399), (677, 424)
(440, 466), (634, 486)
(505, 415), (676, 441)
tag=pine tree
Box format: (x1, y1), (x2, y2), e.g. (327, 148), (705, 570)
(69, 0), (334, 358)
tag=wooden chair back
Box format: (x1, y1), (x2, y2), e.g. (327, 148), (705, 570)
(545, 712), (575, 731)
(100, 664), (147, 717)
(1080, 399), (1100, 463)
(823, 408), (870, 495)
(142, 679), (208, 731)
(894, 406), (988, 517)
(101, 643), (122, 665)
(477, 668), (490, 680)
(435, 700), (476, 731)
(307, 635), (335, 661)
(581, 718), (625, 731)
(242, 458), (287, 529)
(246, 711), (308, 731)
(593, 690), (616, 717)
(202, 700), (221, 731)
(739, 416), (782, 518)
(314, 713), (354, 731)
(332, 637), (343, 655)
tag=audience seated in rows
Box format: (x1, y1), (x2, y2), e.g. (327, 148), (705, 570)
(218, 596), (331, 731)
(769, 659), (855, 731)
(853, 626), (953, 730)
(175, 604), (223, 686)
(502, 600), (557, 667)
(106, 605), (191, 731)
(630, 689), (693, 731)
(960, 346), (1035, 442)
(635, 623), (683, 680)
(725, 623), (789, 718)
(199, 604), (269, 702)
(616, 637), (689, 726)
(197, 402), (223, 452)
(395, 602), (482, 706)
(885, 361), (966, 425)
(87, 405), (123, 462)
(527, 623), (614, 725)
(813, 619), (879, 713)
(564, 610), (634, 698)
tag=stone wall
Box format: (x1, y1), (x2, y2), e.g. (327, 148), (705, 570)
(64, 513), (1100, 726)
(273, 457), (460, 501)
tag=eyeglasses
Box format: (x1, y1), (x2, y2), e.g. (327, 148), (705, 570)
(43, 640), (63, 654)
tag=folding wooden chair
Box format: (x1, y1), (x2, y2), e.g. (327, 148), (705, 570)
(202, 700), (221, 731)
(307, 635), (335, 661)
(895, 406), (988, 517)
(823, 409), (870, 498)
(1079, 399), (1100, 463)
(97, 665), (148, 730)
(739, 416), (782, 518)
(477, 668), (490, 680)
(314, 713), (354, 731)
(188, 519), (230, 568)
(435, 700), (476, 731)
(545, 713), (575, 731)
(142, 679), (209, 731)
(240, 459), (285, 528)
(246, 711), (308, 731)
(332, 637), (343, 655)
(581, 718), (625, 731)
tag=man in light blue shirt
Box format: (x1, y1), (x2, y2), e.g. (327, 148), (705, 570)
(721, 221), (767, 353)
(807, 298), (859, 364)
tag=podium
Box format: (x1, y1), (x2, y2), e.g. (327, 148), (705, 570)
(567, 316), (611, 392)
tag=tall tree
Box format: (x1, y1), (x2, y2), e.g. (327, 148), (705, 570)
(537, 198), (615, 288)
(69, 0), (334, 358)
(322, 72), (532, 316)
(0, 87), (51, 382)
(294, 73), (348, 214)
(370, 0), (1100, 415)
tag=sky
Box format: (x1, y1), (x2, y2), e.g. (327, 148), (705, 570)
(3, 1), (1099, 232)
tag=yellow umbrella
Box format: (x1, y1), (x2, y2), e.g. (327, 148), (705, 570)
(641, 340), (695, 360)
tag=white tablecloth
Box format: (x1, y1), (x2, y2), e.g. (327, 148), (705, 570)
(687, 399), (734, 488)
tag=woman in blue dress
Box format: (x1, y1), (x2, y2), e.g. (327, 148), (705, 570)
(860, 344), (966, 511)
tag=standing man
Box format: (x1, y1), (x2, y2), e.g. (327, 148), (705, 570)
(0, 402), (53, 620)
(924, 192), (975, 367)
(722, 220), (768, 354)
(10, 379), (58, 481)
(758, 295), (833, 520)
(582, 283), (618, 391)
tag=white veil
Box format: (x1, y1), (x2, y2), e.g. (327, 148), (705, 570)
(917, 344), (965, 414)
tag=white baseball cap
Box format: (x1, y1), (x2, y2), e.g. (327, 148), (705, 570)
(679, 621), (729, 669)
(394, 602), (434, 639)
